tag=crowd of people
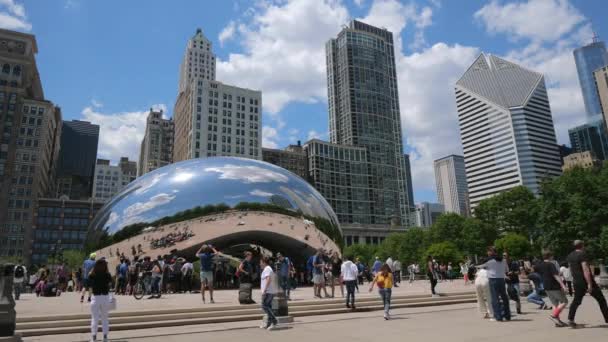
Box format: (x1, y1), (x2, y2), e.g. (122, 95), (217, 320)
(471, 240), (608, 328)
(149, 229), (195, 250)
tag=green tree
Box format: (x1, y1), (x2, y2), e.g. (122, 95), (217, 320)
(599, 226), (608, 260)
(428, 213), (466, 245)
(461, 218), (498, 258)
(475, 186), (539, 239)
(537, 165), (608, 259)
(378, 228), (429, 265)
(494, 233), (531, 259)
(343, 244), (377, 265)
(62, 250), (86, 272)
(424, 242), (462, 266)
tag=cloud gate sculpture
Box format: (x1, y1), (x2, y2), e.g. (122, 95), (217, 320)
(88, 157), (343, 264)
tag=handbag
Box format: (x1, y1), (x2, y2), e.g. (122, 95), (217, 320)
(108, 294), (117, 311)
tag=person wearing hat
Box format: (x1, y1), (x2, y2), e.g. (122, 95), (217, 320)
(566, 240), (608, 327)
(80, 252), (96, 303)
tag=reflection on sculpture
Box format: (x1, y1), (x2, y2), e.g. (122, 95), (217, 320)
(87, 157), (343, 262)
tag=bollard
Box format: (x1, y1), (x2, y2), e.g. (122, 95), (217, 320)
(0, 263), (21, 341)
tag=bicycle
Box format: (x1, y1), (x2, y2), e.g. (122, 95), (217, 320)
(133, 271), (152, 300)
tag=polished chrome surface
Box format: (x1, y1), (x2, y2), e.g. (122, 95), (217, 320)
(88, 157), (342, 250)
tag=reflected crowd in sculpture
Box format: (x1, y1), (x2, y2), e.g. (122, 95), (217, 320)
(87, 157), (343, 263)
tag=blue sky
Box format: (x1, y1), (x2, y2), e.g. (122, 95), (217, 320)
(8, 0), (608, 203)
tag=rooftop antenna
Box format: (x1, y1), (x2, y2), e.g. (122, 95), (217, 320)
(591, 20), (599, 43)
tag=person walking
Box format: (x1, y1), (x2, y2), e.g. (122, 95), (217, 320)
(461, 263), (470, 285)
(369, 264), (394, 320)
(181, 260), (193, 293)
(81, 253), (96, 303)
(197, 244), (219, 303)
(426, 256), (438, 297)
(312, 249), (328, 298)
(13, 261), (26, 300)
(474, 267), (493, 319)
(526, 266), (548, 310)
(484, 246), (511, 322)
(408, 263), (417, 284)
(536, 250), (568, 327)
(503, 252), (522, 314)
(277, 253), (293, 300)
(149, 260), (162, 299)
(259, 256), (279, 331)
(329, 253), (343, 298)
(566, 240), (608, 327)
(559, 262), (573, 297)
(88, 259), (113, 342)
(238, 251), (255, 304)
(341, 254), (358, 310)
(372, 257), (382, 276)
(393, 259), (402, 286)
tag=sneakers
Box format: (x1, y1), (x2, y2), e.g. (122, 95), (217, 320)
(549, 315), (566, 327)
(540, 303), (547, 310)
(102, 335), (108, 342)
(87, 296), (91, 303)
(267, 324), (278, 331)
(210, 299), (215, 304)
(346, 304), (351, 309)
(567, 321), (578, 328)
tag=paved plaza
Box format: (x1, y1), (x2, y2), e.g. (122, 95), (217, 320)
(13, 281), (608, 341)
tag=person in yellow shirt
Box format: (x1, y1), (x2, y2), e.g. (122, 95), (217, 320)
(369, 264), (394, 320)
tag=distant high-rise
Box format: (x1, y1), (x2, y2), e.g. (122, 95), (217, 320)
(0, 29), (62, 260)
(262, 142), (309, 181)
(403, 154), (415, 215)
(434, 155), (469, 216)
(568, 120), (608, 160)
(573, 38), (608, 120)
(138, 109), (174, 176)
(56, 120), (99, 199)
(593, 65), (608, 131)
(414, 202), (444, 228)
(455, 54), (562, 208)
(326, 20), (410, 225)
(173, 29), (262, 162)
(92, 158), (137, 202)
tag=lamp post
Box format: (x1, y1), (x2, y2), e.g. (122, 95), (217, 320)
(0, 262), (22, 341)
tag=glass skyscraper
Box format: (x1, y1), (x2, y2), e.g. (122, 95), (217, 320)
(326, 20), (410, 225)
(573, 40), (608, 120)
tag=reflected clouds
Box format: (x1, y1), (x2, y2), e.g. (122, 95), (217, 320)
(204, 164), (289, 184)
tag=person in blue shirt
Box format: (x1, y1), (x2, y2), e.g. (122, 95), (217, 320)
(116, 259), (129, 295)
(277, 253), (293, 300)
(196, 244), (219, 303)
(372, 257), (382, 276)
(80, 253), (96, 303)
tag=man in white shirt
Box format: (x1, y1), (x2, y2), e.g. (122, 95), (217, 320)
(13, 262), (27, 300)
(483, 246), (511, 322)
(341, 255), (359, 310)
(260, 256), (278, 331)
(393, 259), (402, 287)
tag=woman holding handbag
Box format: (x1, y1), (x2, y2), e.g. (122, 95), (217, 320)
(369, 264), (394, 320)
(88, 259), (113, 342)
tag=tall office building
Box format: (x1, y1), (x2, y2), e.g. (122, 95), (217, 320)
(0, 29), (62, 259)
(173, 29), (262, 162)
(434, 155), (469, 216)
(573, 37), (608, 121)
(138, 109), (174, 176)
(326, 20), (410, 226)
(455, 53), (562, 208)
(55, 120), (99, 199)
(403, 154), (415, 214)
(593, 65), (608, 131)
(262, 142), (309, 181)
(568, 121), (608, 160)
(92, 158), (137, 202)
(414, 202), (445, 228)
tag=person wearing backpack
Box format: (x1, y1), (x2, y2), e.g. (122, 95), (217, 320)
(13, 262), (27, 300)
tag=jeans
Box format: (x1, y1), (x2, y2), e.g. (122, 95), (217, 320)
(489, 278), (511, 321)
(90, 294), (110, 338)
(527, 289), (545, 307)
(13, 281), (23, 300)
(345, 280), (356, 306)
(394, 271), (401, 284)
(429, 275), (437, 294)
(280, 275), (291, 298)
(151, 276), (161, 296)
(261, 293), (277, 327)
(508, 282), (521, 312)
(565, 281), (573, 296)
(379, 288), (392, 315)
(409, 272), (416, 283)
(568, 282), (608, 322)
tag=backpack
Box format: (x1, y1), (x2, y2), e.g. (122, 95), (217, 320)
(14, 265), (24, 278)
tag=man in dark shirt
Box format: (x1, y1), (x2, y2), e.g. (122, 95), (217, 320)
(196, 244), (219, 303)
(504, 252), (522, 314)
(536, 250), (568, 326)
(566, 240), (608, 327)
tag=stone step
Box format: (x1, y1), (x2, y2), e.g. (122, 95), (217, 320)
(16, 293), (475, 330)
(16, 295), (477, 337)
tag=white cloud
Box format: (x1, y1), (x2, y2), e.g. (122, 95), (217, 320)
(205, 164), (289, 183)
(250, 189), (274, 197)
(307, 129), (325, 141)
(474, 0), (584, 43)
(262, 125), (279, 148)
(353, 0), (364, 7)
(0, 0), (30, 31)
(80, 104), (166, 163)
(120, 192), (176, 227)
(219, 20), (236, 46)
(216, 0), (349, 114)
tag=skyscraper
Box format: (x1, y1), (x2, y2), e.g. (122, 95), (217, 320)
(573, 37), (608, 120)
(326, 20), (410, 225)
(92, 158), (137, 202)
(0, 29), (62, 259)
(455, 54), (562, 208)
(568, 120), (608, 160)
(593, 65), (608, 131)
(434, 155), (469, 216)
(403, 154), (415, 215)
(262, 142), (309, 181)
(414, 202), (445, 228)
(138, 109), (174, 176)
(55, 120), (99, 199)
(173, 29), (262, 162)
